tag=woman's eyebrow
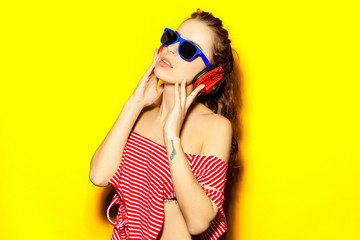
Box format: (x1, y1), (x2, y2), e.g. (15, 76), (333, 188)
(176, 31), (204, 51)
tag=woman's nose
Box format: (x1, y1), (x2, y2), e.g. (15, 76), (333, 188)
(167, 42), (179, 56)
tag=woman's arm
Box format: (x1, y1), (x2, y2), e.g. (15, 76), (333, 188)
(89, 100), (143, 187)
(163, 80), (232, 235)
(89, 49), (164, 187)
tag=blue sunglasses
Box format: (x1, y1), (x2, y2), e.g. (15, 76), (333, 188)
(160, 28), (210, 68)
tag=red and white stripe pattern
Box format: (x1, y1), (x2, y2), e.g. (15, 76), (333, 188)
(107, 130), (228, 240)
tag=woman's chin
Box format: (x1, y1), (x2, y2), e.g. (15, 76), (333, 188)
(154, 66), (193, 85)
(154, 68), (173, 84)
(154, 66), (164, 80)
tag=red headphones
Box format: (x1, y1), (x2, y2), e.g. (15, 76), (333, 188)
(158, 45), (233, 96)
(192, 65), (225, 95)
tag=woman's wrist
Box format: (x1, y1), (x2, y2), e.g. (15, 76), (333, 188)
(164, 134), (180, 144)
(163, 128), (180, 142)
(164, 135), (182, 160)
(125, 97), (144, 111)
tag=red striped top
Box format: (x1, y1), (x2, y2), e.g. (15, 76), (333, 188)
(107, 130), (228, 240)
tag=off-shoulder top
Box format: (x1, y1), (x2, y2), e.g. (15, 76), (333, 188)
(107, 130), (228, 240)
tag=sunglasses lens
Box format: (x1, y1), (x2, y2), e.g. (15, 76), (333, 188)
(179, 41), (197, 60)
(161, 30), (178, 45)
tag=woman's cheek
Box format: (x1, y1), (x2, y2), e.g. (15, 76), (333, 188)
(154, 65), (160, 78)
(154, 65), (169, 81)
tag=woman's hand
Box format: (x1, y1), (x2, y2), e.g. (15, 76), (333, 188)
(163, 79), (204, 140)
(128, 48), (164, 108)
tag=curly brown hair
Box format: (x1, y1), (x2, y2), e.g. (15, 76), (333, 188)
(186, 9), (242, 176)
(186, 12), (244, 238)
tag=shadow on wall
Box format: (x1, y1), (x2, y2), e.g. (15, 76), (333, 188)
(99, 50), (246, 240)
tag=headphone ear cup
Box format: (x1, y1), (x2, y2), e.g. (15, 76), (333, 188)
(192, 66), (225, 95)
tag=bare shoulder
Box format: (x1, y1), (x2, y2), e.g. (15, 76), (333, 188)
(192, 103), (232, 163)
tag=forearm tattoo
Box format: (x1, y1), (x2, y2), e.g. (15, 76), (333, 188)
(164, 198), (178, 204)
(170, 139), (177, 161)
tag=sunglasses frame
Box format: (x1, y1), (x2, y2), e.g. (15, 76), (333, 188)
(160, 28), (210, 68)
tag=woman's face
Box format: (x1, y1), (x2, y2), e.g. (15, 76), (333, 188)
(154, 19), (215, 85)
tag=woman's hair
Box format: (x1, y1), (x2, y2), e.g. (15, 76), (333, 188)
(187, 11), (243, 237)
(186, 9), (242, 175)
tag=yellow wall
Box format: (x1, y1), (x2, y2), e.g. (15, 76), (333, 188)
(1, 1), (359, 239)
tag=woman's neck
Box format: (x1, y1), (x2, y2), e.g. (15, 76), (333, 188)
(156, 82), (195, 122)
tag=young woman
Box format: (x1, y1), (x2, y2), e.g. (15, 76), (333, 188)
(89, 9), (240, 240)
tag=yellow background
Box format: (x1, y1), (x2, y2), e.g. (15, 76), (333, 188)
(1, 0), (359, 239)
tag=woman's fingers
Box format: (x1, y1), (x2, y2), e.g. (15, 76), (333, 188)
(153, 48), (161, 65)
(151, 48), (160, 66)
(185, 84), (205, 110)
(180, 79), (186, 108)
(157, 83), (165, 96)
(174, 82), (180, 108)
(173, 81), (205, 113)
(143, 48), (159, 80)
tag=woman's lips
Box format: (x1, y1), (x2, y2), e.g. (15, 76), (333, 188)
(159, 57), (173, 68)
